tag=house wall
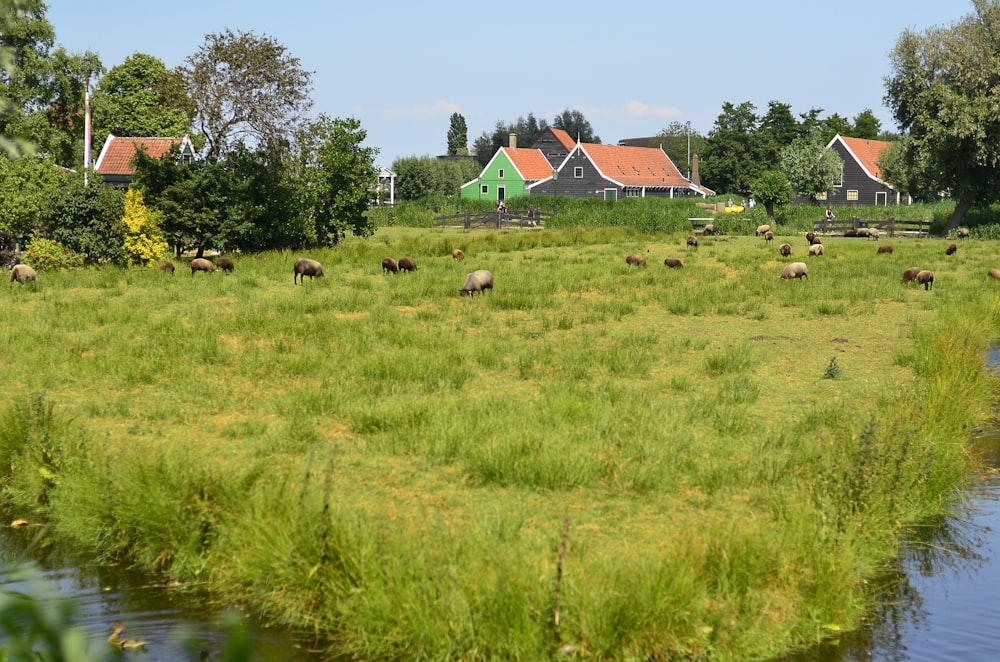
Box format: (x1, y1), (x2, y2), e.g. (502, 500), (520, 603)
(530, 151), (613, 199)
(827, 142), (897, 206)
(459, 151), (526, 200)
(532, 131), (573, 168)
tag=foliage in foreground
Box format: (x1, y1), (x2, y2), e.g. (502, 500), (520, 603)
(0, 228), (998, 660)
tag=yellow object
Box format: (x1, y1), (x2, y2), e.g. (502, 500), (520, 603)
(724, 205), (745, 214)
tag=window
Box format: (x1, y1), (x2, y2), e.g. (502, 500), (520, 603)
(847, 190), (859, 201)
(625, 187), (641, 198)
(497, 168), (504, 179)
(480, 184), (489, 195)
(574, 167), (583, 178)
(835, 165), (844, 187)
(815, 191), (827, 201)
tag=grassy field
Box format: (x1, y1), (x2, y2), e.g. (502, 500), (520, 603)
(1, 225), (998, 660)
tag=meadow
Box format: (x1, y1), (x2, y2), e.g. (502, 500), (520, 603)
(1, 224), (998, 660)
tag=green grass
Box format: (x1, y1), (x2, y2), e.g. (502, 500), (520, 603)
(1, 227), (999, 660)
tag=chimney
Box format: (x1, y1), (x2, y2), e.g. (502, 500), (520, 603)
(509, 132), (517, 150)
(691, 154), (701, 186)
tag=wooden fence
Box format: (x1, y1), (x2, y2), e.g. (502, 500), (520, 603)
(812, 217), (930, 238)
(433, 210), (550, 229)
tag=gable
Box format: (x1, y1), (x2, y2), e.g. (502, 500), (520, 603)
(829, 135), (892, 183)
(94, 135), (193, 176)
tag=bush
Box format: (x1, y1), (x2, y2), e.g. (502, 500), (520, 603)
(21, 235), (85, 271)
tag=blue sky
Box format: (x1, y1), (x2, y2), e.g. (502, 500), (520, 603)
(48, 1), (969, 168)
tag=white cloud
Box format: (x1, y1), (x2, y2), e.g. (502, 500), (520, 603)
(578, 101), (683, 120)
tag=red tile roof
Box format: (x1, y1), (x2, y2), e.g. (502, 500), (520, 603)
(94, 135), (187, 176)
(837, 135), (892, 181)
(581, 143), (689, 187)
(501, 147), (554, 180)
(550, 128), (576, 150)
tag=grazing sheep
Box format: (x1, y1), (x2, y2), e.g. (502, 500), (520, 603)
(916, 270), (934, 290)
(958, 227), (970, 239)
(805, 231), (816, 245)
(945, 243), (957, 255)
(686, 235), (699, 248)
(843, 228), (858, 238)
(452, 249), (465, 260)
(808, 243), (825, 256)
(703, 223), (719, 236)
(755, 224), (771, 237)
(781, 262), (808, 279)
(382, 257), (399, 274)
(901, 266), (921, 285)
(217, 257), (235, 273)
(159, 261), (175, 274)
(856, 228), (871, 239)
(990, 268), (1000, 280)
(294, 258), (324, 284)
(626, 253), (647, 268)
(810, 236), (822, 246)
(779, 243), (792, 257)
(9, 263), (36, 283)
(460, 269), (494, 296)
(877, 245), (894, 254)
(764, 230), (774, 244)
(869, 228), (880, 241)
(663, 257), (684, 268)
(190, 258), (216, 275)
(398, 257), (417, 272)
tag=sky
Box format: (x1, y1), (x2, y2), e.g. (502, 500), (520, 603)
(46, 0), (972, 169)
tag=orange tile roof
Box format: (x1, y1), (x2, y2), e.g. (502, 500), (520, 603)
(581, 143), (688, 187)
(501, 147), (554, 180)
(838, 135), (892, 181)
(94, 135), (186, 175)
(550, 128), (576, 150)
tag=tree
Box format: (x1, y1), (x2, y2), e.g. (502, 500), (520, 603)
(552, 108), (600, 144)
(751, 170), (793, 223)
(0, 153), (62, 236)
(392, 155), (480, 200)
(91, 53), (194, 153)
(180, 29), (313, 159)
(884, 0), (1000, 229)
(446, 112), (468, 156)
(120, 187), (168, 265)
(780, 137), (844, 201)
(39, 169), (125, 264)
(851, 109), (882, 140)
(472, 113), (549, 167)
(700, 101), (764, 195)
(758, 101), (798, 166)
(652, 121), (707, 179)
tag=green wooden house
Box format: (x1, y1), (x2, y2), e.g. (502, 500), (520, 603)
(460, 133), (555, 203)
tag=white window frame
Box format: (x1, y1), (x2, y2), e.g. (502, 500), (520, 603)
(480, 184), (489, 195)
(574, 167), (583, 178)
(497, 168), (504, 179)
(847, 190), (859, 201)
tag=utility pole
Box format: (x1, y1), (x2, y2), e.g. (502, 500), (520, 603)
(686, 121), (691, 181)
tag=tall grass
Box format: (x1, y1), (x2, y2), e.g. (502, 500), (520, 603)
(0, 226), (997, 660)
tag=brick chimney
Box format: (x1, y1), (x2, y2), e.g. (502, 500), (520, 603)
(509, 132), (517, 150)
(691, 154), (701, 186)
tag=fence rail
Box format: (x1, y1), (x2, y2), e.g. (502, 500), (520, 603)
(433, 210), (550, 229)
(812, 218), (930, 238)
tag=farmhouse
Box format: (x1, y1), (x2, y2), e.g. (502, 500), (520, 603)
(94, 134), (196, 187)
(459, 133), (555, 203)
(818, 134), (909, 207)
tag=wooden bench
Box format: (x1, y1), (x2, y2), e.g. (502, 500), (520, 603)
(688, 217), (715, 234)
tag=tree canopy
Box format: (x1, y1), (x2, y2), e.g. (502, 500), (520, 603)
(553, 108), (600, 144)
(446, 112), (468, 156)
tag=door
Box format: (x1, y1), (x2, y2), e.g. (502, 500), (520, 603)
(875, 191), (887, 206)
(604, 188), (618, 201)
(497, 187), (505, 203)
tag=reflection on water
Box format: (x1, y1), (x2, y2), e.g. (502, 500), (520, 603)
(0, 525), (324, 662)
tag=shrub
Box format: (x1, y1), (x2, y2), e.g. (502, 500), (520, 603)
(21, 235), (84, 271)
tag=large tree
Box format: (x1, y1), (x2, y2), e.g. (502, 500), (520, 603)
(780, 137), (844, 201)
(180, 29), (313, 159)
(700, 101), (765, 195)
(471, 113), (548, 167)
(552, 108), (600, 144)
(652, 121), (707, 180)
(884, 0), (1000, 229)
(90, 52), (194, 153)
(446, 112), (468, 156)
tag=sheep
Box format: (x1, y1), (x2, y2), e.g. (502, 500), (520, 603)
(916, 270), (934, 290)
(294, 258), (324, 284)
(9, 263), (36, 284)
(808, 243), (825, 256)
(398, 257), (417, 272)
(805, 231), (816, 245)
(989, 268), (1000, 280)
(877, 245), (894, 254)
(452, 249), (465, 260)
(958, 227), (970, 239)
(686, 235), (699, 248)
(779, 243), (792, 257)
(755, 224), (771, 237)
(460, 269), (494, 296)
(663, 257), (684, 268)
(781, 262), (808, 279)
(945, 243), (957, 256)
(843, 228), (858, 238)
(856, 228), (871, 239)
(901, 267), (921, 285)
(764, 230), (774, 244)
(217, 257), (235, 273)
(810, 236), (822, 246)
(159, 261), (175, 274)
(869, 228), (881, 241)
(190, 257), (216, 275)
(703, 223), (719, 236)
(382, 257), (399, 274)
(626, 253), (647, 268)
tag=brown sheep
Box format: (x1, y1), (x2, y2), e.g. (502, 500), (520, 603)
(626, 253), (647, 268)
(945, 243), (957, 256)
(663, 257), (684, 268)
(808, 243), (825, 256)
(382, 257), (399, 274)
(190, 258), (216, 275)
(755, 224), (771, 237)
(843, 228), (858, 238)
(810, 235), (822, 246)
(398, 257), (417, 272)
(159, 261), (175, 274)
(805, 231), (816, 245)
(901, 267), (921, 285)
(9, 263), (37, 284)
(917, 270), (934, 290)
(763, 230), (774, 244)
(686, 235), (699, 248)
(217, 257), (235, 273)
(452, 249), (465, 260)
(780, 262), (808, 279)
(877, 245), (894, 254)
(779, 243), (792, 257)
(990, 268), (1000, 280)
(294, 258), (324, 284)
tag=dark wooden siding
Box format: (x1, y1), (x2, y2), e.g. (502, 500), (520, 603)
(531, 132), (572, 168)
(828, 142), (896, 206)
